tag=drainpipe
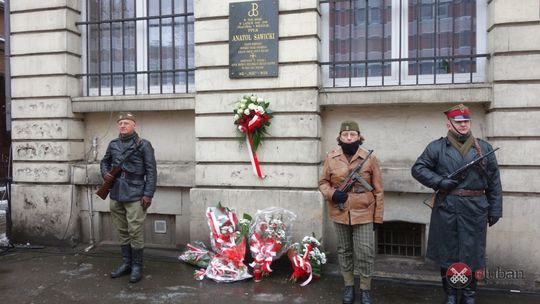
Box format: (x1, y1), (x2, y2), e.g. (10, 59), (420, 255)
(3, 0), (11, 242)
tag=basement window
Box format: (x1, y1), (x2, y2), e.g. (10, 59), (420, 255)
(377, 221), (423, 257)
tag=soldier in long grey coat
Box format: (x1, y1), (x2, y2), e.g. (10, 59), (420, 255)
(411, 104), (502, 304)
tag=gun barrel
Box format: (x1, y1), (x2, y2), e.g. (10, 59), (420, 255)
(448, 148), (499, 179)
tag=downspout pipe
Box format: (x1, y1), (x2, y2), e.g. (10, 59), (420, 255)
(3, 0), (12, 242)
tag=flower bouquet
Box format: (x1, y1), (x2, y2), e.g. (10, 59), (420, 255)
(178, 241), (215, 268)
(196, 203), (252, 282)
(233, 94), (273, 178)
(249, 207), (296, 282)
(288, 235), (327, 286)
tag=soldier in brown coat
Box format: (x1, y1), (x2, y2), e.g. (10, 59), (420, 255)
(319, 121), (384, 304)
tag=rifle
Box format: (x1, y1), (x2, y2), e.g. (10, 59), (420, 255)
(423, 147), (499, 209)
(96, 138), (142, 200)
(336, 149), (374, 211)
(96, 166), (122, 200)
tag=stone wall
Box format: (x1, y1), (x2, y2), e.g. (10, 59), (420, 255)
(485, 0), (540, 289)
(9, 0), (84, 245)
(191, 0), (325, 243)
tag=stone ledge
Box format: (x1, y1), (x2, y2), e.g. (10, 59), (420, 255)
(72, 94), (196, 113)
(319, 84), (492, 106)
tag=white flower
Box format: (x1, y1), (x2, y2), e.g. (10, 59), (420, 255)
(250, 95), (257, 102)
(234, 114), (240, 121)
(248, 103), (256, 110)
(244, 109), (250, 115)
(256, 106), (264, 113)
(239, 103), (246, 109)
(235, 103), (242, 109)
(239, 218), (251, 226)
(241, 98), (247, 103)
(257, 97), (264, 102)
(236, 109), (243, 114)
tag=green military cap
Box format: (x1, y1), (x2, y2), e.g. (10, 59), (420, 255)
(340, 121), (360, 132)
(117, 112), (136, 123)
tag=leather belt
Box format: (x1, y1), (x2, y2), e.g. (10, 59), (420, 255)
(446, 189), (484, 197)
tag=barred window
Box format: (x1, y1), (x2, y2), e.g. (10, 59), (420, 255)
(377, 221), (424, 257)
(79, 0), (194, 96)
(321, 0), (487, 87)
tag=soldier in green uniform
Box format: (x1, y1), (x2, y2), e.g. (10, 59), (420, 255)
(319, 121), (384, 304)
(100, 112), (157, 283)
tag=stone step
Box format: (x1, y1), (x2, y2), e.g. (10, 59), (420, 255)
(0, 200), (7, 211)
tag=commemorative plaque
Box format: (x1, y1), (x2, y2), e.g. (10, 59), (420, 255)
(229, 0), (279, 78)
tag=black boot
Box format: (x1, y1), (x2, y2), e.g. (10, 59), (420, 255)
(129, 248), (143, 283)
(442, 277), (457, 304)
(110, 244), (132, 278)
(460, 277), (477, 304)
(361, 289), (373, 304)
(342, 286), (354, 304)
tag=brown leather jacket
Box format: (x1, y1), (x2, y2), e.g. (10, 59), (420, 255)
(319, 147), (384, 225)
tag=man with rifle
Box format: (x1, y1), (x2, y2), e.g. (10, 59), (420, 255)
(411, 104), (502, 304)
(100, 112), (157, 283)
(319, 121), (384, 304)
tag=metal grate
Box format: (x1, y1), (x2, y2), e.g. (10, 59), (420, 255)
(154, 220), (167, 234)
(377, 221), (423, 257)
(77, 0), (195, 96)
(321, 0), (488, 87)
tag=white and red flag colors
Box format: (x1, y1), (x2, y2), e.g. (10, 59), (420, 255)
(248, 207), (296, 281)
(179, 203), (326, 286)
(233, 94), (273, 179)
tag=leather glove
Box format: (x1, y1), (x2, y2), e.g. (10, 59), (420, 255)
(438, 178), (459, 190)
(141, 196), (152, 211)
(332, 190), (348, 211)
(488, 216), (500, 227)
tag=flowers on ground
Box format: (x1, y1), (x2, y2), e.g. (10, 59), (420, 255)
(178, 241), (214, 268)
(288, 235), (327, 286)
(249, 207), (296, 281)
(191, 203), (252, 283)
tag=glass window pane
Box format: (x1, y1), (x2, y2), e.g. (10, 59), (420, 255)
(330, 0), (391, 79)
(408, 0), (476, 76)
(84, 0), (194, 95)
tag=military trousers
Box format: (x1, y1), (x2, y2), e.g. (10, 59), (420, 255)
(110, 199), (146, 249)
(334, 222), (374, 289)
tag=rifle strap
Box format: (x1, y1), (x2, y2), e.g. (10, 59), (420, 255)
(473, 138), (488, 169)
(118, 137), (143, 167)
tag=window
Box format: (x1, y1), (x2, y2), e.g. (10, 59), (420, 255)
(377, 221), (424, 257)
(79, 0), (194, 96)
(321, 0), (487, 87)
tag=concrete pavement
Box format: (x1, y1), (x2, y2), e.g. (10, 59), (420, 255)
(1, 245), (539, 304)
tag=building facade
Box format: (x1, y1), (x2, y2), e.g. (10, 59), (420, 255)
(6, 0), (540, 289)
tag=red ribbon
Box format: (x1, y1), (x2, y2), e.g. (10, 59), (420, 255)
(289, 244), (314, 286)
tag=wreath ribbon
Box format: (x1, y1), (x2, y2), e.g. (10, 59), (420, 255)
(246, 131), (265, 179)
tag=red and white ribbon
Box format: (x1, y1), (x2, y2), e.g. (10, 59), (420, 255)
(291, 244), (314, 286)
(249, 232), (278, 273)
(245, 116), (265, 179)
(246, 133), (264, 179)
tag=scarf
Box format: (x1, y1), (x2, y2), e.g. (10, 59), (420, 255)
(447, 130), (474, 157)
